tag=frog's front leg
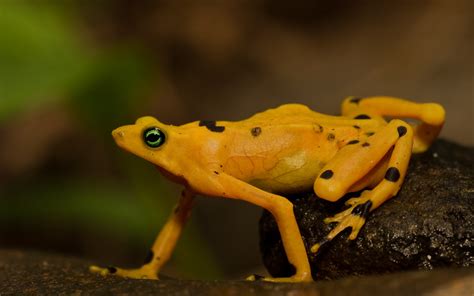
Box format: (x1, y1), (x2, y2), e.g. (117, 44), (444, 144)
(311, 119), (413, 253)
(90, 189), (195, 280)
(204, 173), (312, 282)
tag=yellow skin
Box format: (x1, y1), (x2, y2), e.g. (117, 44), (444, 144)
(90, 96), (445, 282)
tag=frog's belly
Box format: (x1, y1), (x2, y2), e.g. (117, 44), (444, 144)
(247, 153), (324, 195)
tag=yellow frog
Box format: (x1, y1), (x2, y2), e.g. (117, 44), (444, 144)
(90, 96), (445, 282)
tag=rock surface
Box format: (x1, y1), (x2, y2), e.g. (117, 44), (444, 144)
(1, 249), (473, 295)
(260, 139), (474, 280)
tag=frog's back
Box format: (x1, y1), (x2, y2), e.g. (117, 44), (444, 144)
(178, 103), (384, 194)
(179, 104), (334, 132)
(241, 104), (330, 126)
(204, 105), (345, 194)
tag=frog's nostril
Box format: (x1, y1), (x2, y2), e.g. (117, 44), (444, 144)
(112, 129), (125, 140)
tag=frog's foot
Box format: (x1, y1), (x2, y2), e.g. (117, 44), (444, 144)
(325, 196), (372, 240)
(246, 273), (312, 283)
(311, 196), (372, 253)
(89, 265), (159, 280)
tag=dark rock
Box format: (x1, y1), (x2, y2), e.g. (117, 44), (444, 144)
(1, 249), (473, 295)
(260, 139), (474, 280)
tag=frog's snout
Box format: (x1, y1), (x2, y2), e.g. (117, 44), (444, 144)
(112, 127), (126, 144)
(112, 128), (124, 138)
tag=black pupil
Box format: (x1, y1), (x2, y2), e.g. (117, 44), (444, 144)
(147, 133), (159, 142)
(144, 127), (164, 147)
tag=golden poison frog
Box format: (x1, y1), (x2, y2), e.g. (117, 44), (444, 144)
(90, 96), (445, 282)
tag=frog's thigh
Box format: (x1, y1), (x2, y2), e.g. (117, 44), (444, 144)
(341, 96), (444, 123)
(314, 119), (409, 201)
(342, 96), (445, 153)
(214, 173), (312, 282)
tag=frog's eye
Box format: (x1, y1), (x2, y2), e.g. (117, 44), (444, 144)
(143, 127), (166, 148)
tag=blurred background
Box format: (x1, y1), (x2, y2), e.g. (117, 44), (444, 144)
(0, 0), (472, 280)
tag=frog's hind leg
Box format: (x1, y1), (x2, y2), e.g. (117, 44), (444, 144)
(342, 96), (444, 153)
(311, 119), (413, 253)
(209, 173), (312, 282)
(90, 189), (195, 280)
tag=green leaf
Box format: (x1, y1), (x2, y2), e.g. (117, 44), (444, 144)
(69, 48), (154, 131)
(0, 2), (90, 120)
(0, 179), (221, 278)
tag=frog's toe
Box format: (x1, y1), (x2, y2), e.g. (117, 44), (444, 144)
(246, 274), (312, 283)
(323, 208), (351, 224)
(323, 214), (365, 242)
(89, 265), (159, 280)
(324, 214), (342, 224)
(317, 197), (373, 248)
(246, 274), (265, 281)
(326, 194), (372, 224)
(310, 237), (330, 254)
(344, 190), (371, 206)
(90, 265), (117, 276)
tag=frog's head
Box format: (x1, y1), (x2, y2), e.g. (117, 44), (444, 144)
(112, 116), (176, 171)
